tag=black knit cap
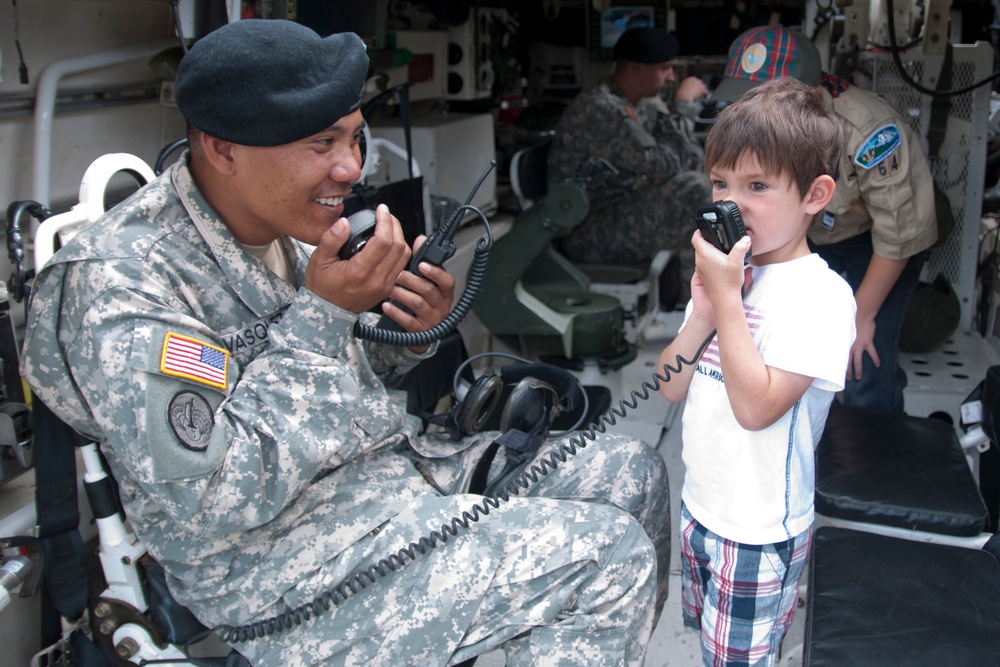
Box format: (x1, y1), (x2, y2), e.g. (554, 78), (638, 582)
(612, 27), (679, 64)
(174, 19), (369, 147)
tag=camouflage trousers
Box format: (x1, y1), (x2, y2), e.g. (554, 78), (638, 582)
(561, 170), (712, 285)
(238, 431), (670, 667)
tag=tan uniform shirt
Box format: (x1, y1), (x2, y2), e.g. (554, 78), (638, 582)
(810, 85), (938, 260)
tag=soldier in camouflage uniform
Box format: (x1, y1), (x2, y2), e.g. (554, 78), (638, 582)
(20, 20), (671, 667)
(549, 27), (712, 293)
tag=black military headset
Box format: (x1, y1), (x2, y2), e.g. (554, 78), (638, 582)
(429, 352), (589, 440)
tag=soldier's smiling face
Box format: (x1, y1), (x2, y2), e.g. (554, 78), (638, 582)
(224, 111), (366, 246)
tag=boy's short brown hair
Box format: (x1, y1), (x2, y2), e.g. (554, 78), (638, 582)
(704, 77), (843, 198)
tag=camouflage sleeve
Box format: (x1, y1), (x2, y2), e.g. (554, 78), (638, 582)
(673, 98), (703, 124)
(640, 99), (704, 172)
(551, 90), (699, 201)
(57, 280), (415, 536)
(358, 309), (439, 383)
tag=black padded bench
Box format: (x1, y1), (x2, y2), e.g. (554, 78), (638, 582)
(805, 366), (1000, 666)
(804, 526), (1000, 667)
(815, 401), (990, 539)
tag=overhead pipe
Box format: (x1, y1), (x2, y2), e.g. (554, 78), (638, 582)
(31, 39), (176, 212)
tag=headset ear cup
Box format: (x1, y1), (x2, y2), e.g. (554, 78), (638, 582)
(499, 378), (559, 435)
(454, 371), (504, 436)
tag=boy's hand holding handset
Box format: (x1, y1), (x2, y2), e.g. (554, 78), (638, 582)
(692, 201), (754, 322)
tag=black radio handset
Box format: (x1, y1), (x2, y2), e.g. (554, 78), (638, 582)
(696, 201), (751, 265)
(376, 161), (497, 331)
(339, 208), (377, 260)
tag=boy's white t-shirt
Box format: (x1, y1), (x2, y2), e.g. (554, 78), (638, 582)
(679, 253), (856, 545)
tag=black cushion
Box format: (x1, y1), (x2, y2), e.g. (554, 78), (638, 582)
(815, 402), (989, 536)
(805, 526), (1000, 667)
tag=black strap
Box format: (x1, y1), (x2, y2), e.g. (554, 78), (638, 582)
(927, 43), (953, 161)
(398, 83), (423, 228)
(481, 430), (546, 499)
(32, 399), (89, 648)
(70, 628), (114, 666)
(359, 82), (422, 230)
(467, 441), (502, 495)
(468, 429), (547, 497)
(396, 83), (415, 184)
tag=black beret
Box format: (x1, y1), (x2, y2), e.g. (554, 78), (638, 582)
(174, 19), (369, 147)
(613, 27), (679, 64)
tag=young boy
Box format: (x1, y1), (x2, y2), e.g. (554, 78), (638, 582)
(658, 77), (857, 665)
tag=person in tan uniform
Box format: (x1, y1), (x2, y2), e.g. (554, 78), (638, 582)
(713, 25), (937, 414)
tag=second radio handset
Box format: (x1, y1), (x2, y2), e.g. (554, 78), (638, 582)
(340, 209), (459, 273)
(696, 201), (751, 265)
(377, 161), (497, 331)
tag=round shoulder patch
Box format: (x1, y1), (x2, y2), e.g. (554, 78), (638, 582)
(853, 123), (901, 170)
(168, 391), (215, 452)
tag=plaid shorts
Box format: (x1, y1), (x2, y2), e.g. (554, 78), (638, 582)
(680, 502), (811, 667)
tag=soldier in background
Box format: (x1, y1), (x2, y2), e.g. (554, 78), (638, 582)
(19, 19), (670, 666)
(549, 26), (713, 308)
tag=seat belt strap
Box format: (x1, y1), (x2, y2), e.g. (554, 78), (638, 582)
(357, 82), (425, 234)
(32, 399), (89, 646)
(395, 82), (423, 230)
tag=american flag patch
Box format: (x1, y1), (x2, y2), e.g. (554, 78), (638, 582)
(160, 333), (228, 390)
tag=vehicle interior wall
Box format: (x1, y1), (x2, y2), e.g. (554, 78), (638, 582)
(0, 0), (192, 336)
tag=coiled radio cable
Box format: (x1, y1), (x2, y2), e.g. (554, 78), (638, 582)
(204, 328), (716, 646)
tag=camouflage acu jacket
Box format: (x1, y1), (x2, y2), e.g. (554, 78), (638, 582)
(19, 155), (455, 624)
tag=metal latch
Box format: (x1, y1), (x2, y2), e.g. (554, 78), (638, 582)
(0, 402), (32, 469)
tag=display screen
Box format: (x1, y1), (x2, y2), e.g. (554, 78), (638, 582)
(599, 6), (656, 48)
(587, 1), (666, 61)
